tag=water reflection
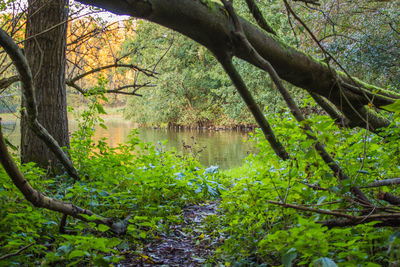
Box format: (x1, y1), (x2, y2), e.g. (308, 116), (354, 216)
(2, 116), (255, 169)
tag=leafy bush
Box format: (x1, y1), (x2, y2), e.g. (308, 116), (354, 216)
(213, 113), (400, 266)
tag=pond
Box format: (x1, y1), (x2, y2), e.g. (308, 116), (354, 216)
(1, 115), (255, 169)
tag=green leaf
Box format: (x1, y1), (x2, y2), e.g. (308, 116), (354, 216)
(139, 231), (147, 239)
(382, 99), (400, 113)
(4, 137), (18, 151)
(55, 244), (73, 256)
(98, 224), (110, 232)
(96, 104), (107, 114)
(282, 248), (297, 267)
(68, 250), (89, 259)
(312, 257), (338, 267)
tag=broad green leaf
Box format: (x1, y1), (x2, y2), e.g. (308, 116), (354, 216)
(98, 224), (110, 232)
(312, 257), (338, 267)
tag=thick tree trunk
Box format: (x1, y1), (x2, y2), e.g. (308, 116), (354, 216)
(78, 0), (398, 131)
(22, 0), (70, 170)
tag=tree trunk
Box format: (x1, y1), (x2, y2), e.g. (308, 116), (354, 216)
(22, 0), (70, 170)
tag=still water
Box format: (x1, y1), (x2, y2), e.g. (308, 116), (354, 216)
(2, 116), (255, 169)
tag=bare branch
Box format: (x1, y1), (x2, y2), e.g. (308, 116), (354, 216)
(309, 92), (348, 127)
(268, 200), (400, 227)
(267, 200), (356, 219)
(216, 54), (290, 160)
(0, 75), (19, 90)
(67, 80), (153, 96)
(67, 63), (157, 84)
(293, 0), (321, 6)
(0, 243), (34, 261)
(244, 0), (277, 35)
(300, 181), (328, 191)
(378, 191), (400, 206)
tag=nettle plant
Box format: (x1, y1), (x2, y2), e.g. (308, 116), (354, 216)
(215, 113), (400, 266)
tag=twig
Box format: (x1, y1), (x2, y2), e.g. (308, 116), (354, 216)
(266, 200), (355, 219)
(300, 181), (328, 191)
(67, 63), (157, 84)
(244, 0), (276, 35)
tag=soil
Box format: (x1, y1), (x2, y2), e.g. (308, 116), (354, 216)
(118, 202), (221, 266)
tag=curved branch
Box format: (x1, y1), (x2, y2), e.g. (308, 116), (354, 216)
(67, 63), (157, 84)
(0, 121), (128, 234)
(0, 29), (79, 179)
(0, 75), (19, 91)
(76, 0), (399, 131)
(361, 178), (400, 188)
(67, 80), (152, 96)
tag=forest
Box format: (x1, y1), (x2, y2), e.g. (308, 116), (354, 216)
(0, 0), (400, 266)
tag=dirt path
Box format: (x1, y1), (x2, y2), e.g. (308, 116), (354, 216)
(119, 202), (220, 266)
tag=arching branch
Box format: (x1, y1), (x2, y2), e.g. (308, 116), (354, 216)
(0, 120), (128, 234)
(77, 0), (399, 131)
(0, 29), (79, 179)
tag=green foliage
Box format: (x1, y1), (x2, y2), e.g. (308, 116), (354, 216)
(0, 101), (224, 265)
(122, 20), (289, 127)
(298, 0), (400, 90)
(210, 113), (400, 266)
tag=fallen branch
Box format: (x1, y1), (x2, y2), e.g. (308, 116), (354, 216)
(267, 200), (400, 227)
(266, 200), (355, 219)
(0, 243), (34, 261)
(0, 120), (128, 234)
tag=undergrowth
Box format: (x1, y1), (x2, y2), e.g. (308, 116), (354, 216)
(211, 113), (400, 266)
(1, 92), (400, 266)
(0, 94), (224, 266)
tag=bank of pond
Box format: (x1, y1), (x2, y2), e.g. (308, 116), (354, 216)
(1, 114), (255, 169)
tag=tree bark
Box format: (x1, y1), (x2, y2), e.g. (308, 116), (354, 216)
(22, 0), (70, 171)
(77, 0), (398, 131)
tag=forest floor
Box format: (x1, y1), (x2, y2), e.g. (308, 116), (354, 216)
(118, 202), (221, 266)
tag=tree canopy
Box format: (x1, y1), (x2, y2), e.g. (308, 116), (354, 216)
(79, 0), (399, 131)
